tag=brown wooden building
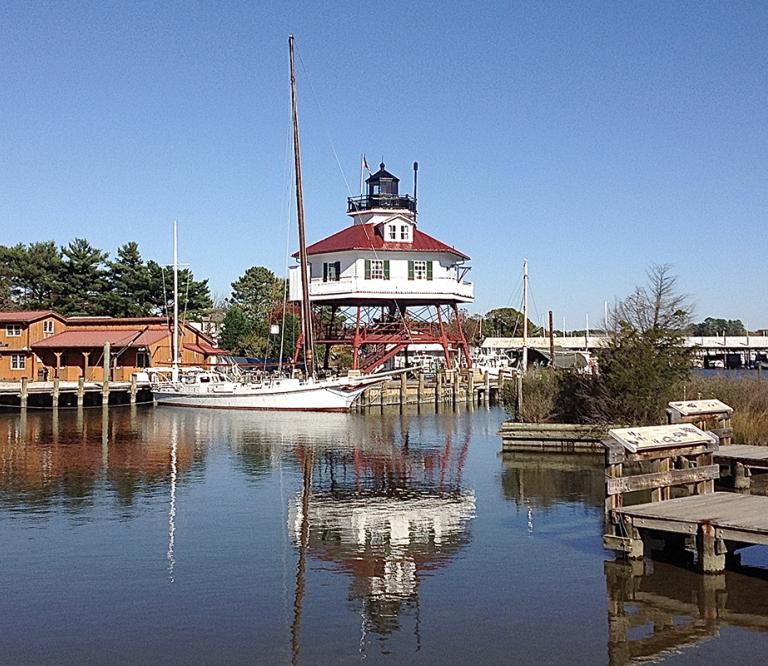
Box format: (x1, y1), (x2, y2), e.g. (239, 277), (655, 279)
(0, 311), (224, 381)
(0, 311), (67, 380)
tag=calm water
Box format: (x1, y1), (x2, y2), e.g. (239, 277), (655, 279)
(2, 405), (768, 664)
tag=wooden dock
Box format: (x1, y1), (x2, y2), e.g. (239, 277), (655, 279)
(499, 422), (607, 452)
(354, 369), (504, 410)
(0, 378), (152, 409)
(603, 424), (768, 573)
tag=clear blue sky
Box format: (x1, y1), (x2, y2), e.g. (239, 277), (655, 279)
(1, 1), (766, 328)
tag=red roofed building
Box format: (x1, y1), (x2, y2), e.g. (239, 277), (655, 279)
(288, 162), (474, 371)
(0, 312), (224, 381)
(31, 317), (223, 381)
(0, 311), (66, 380)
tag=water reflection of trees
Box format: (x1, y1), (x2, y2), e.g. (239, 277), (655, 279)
(605, 559), (768, 665)
(0, 408), (206, 512)
(287, 416), (476, 657)
(500, 452), (605, 509)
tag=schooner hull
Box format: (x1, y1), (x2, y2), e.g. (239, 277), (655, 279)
(154, 384), (365, 412)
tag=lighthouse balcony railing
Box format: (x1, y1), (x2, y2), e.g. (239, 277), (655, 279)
(290, 272), (473, 301)
(347, 194), (417, 213)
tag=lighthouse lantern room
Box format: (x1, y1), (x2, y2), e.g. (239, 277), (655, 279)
(289, 162), (474, 372)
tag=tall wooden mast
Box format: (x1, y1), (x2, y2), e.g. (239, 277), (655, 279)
(289, 34), (315, 377)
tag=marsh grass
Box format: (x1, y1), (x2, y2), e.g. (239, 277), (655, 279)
(686, 375), (768, 445)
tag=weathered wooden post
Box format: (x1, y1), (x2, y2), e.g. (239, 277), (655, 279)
(417, 371), (425, 404)
(52, 377), (60, 410)
(466, 370), (474, 404)
(483, 371), (491, 404)
(400, 372), (407, 407)
(130, 373), (138, 405)
(20, 377), (28, 410)
(380, 380), (387, 410)
(102, 341), (111, 407)
(733, 461), (751, 492)
(77, 376), (85, 408)
(435, 371), (443, 406)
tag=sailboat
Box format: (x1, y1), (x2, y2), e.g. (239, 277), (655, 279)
(153, 36), (402, 412)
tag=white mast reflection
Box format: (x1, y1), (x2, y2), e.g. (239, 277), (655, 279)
(167, 423), (178, 583)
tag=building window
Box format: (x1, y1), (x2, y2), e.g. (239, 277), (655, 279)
(136, 351), (150, 368)
(5, 324), (21, 337)
(400, 225), (409, 241)
(408, 260), (433, 281)
(364, 259), (390, 280)
(10, 354), (26, 370)
(43, 320), (55, 335)
(370, 259), (384, 279)
(323, 261), (341, 282)
(388, 225), (397, 240)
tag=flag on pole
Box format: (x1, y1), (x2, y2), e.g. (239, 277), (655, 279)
(362, 154), (371, 174)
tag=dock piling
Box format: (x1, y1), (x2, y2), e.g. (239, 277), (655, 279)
(77, 377), (85, 407)
(20, 377), (28, 409)
(52, 377), (60, 409)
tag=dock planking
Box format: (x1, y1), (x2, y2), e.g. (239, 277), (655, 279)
(603, 423), (768, 573)
(616, 493), (768, 544)
(714, 444), (768, 469)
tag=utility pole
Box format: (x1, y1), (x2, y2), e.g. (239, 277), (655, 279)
(549, 310), (555, 368)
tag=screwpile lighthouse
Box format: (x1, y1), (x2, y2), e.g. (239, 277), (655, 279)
(289, 161), (474, 372)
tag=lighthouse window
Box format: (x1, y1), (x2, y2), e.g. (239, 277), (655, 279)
(388, 226), (397, 240)
(370, 260), (384, 279)
(408, 260), (433, 281)
(323, 261), (341, 282)
(400, 225), (409, 241)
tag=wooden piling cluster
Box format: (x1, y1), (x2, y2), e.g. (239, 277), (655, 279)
(1, 341), (150, 410)
(0, 378), (150, 409)
(355, 369), (501, 411)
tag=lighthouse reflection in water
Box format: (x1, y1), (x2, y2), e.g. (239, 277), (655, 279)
(287, 425), (475, 647)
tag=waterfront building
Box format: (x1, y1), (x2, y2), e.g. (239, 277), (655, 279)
(0, 311), (223, 381)
(0, 311), (67, 380)
(288, 162), (474, 371)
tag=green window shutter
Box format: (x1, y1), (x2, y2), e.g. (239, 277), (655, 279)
(426, 260), (433, 281)
(334, 262), (341, 281)
(383, 260), (390, 280)
(323, 263), (328, 282)
(364, 259), (371, 279)
(408, 260), (414, 280)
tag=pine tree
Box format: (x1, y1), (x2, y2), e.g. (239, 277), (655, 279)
(60, 238), (108, 315)
(1, 242), (66, 309)
(219, 305), (252, 354)
(106, 242), (154, 317)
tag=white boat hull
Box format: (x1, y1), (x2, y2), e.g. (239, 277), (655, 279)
(153, 371), (403, 412)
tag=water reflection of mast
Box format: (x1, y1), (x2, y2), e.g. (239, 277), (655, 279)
(167, 421), (178, 583)
(292, 448), (313, 666)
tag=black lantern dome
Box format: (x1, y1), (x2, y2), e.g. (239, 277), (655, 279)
(366, 163), (399, 197)
(348, 162), (416, 214)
